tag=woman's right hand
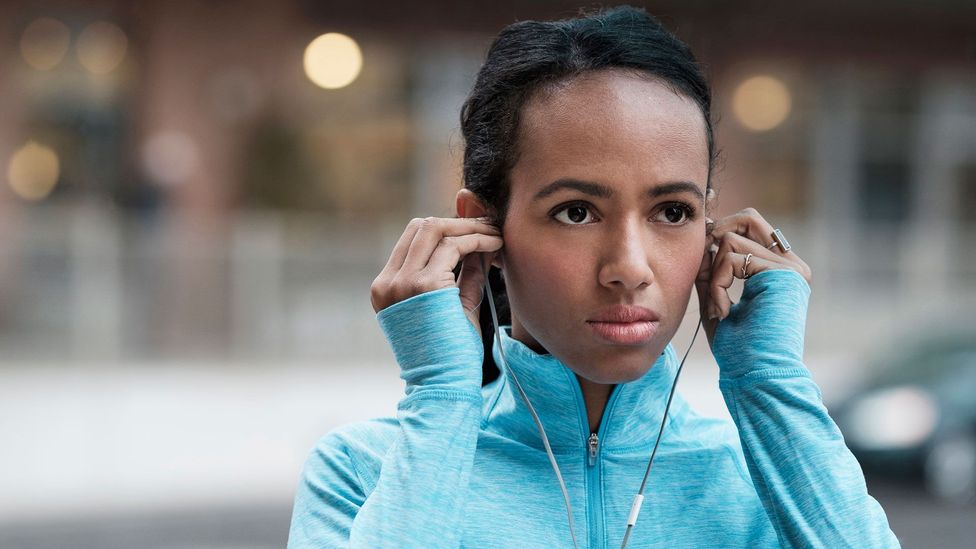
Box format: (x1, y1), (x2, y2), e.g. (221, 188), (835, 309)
(370, 216), (504, 338)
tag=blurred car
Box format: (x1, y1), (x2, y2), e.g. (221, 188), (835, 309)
(832, 330), (976, 505)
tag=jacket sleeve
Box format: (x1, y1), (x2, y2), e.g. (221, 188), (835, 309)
(287, 287), (485, 548)
(713, 269), (900, 548)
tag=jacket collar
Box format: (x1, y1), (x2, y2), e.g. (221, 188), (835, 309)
(483, 325), (688, 452)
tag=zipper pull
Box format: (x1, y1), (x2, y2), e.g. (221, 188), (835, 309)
(588, 433), (599, 467)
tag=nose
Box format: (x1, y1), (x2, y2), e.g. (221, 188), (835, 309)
(597, 218), (655, 291)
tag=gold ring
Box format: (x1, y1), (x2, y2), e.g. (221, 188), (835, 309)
(741, 253), (753, 279)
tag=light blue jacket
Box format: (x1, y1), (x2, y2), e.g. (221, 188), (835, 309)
(287, 269), (900, 547)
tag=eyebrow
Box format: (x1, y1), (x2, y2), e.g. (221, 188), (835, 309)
(532, 178), (705, 203)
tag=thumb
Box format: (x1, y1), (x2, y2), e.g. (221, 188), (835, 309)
(695, 236), (718, 348)
(457, 251), (492, 330)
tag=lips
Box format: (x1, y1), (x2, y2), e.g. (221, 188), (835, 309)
(586, 305), (660, 345)
(587, 305), (660, 323)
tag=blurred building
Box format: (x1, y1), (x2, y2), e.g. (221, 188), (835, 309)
(1, 1), (975, 545)
(0, 0), (973, 364)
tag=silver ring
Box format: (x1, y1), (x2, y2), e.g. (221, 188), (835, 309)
(767, 228), (791, 252)
(741, 253), (753, 279)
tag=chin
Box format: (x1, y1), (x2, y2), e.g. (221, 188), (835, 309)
(572, 340), (669, 384)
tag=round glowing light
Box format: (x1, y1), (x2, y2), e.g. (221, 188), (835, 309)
(20, 18), (71, 71)
(303, 33), (362, 89)
(77, 21), (128, 75)
(732, 75), (792, 132)
(7, 141), (60, 201)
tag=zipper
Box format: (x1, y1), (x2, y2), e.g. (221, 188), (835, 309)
(576, 352), (668, 546)
(574, 379), (623, 549)
(588, 433), (599, 467)
(586, 430), (603, 548)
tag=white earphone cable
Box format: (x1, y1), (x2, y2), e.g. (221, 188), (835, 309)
(480, 254), (580, 549)
(618, 311), (701, 549)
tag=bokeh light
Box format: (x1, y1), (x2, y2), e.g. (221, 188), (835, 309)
(303, 32), (362, 89)
(76, 21), (128, 75)
(141, 131), (199, 186)
(732, 75), (792, 131)
(20, 18), (71, 71)
(845, 387), (939, 450)
(7, 141), (60, 201)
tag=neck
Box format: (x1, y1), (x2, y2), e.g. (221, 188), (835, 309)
(508, 317), (618, 434)
(490, 326), (681, 452)
(576, 376), (615, 433)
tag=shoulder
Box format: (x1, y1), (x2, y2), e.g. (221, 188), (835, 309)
(317, 416), (400, 453)
(301, 417), (400, 495)
(668, 403), (753, 482)
(671, 405), (741, 448)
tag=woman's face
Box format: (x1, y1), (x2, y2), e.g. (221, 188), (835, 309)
(501, 69), (710, 384)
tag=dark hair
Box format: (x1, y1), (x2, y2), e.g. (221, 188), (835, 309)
(458, 5), (717, 384)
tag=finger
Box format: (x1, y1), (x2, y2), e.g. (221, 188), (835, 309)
(709, 208), (782, 254)
(380, 217), (424, 277)
(710, 251), (780, 320)
(713, 231), (783, 266)
(708, 249), (747, 320)
(401, 217), (500, 272)
(713, 220), (810, 279)
(424, 233), (504, 279)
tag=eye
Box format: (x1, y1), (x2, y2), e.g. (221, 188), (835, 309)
(655, 202), (696, 225)
(552, 203), (597, 225)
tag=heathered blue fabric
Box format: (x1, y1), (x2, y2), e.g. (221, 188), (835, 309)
(287, 269), (900, 548)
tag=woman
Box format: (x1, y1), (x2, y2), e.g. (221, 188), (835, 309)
(287, 5), (900, 548)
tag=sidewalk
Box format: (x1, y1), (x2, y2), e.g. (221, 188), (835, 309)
(0, 353), (855, 525)
(0, 361), (401, 523)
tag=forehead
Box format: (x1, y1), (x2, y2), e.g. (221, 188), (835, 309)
(512, 69), (709, 197)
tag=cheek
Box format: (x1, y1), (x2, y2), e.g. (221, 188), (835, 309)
(669, 237), (705, 279)
(657, 235), (707, 304)
(503, 234), (587, 299)
(500, 234), (597, 347)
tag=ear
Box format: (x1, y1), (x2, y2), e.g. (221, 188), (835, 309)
(456, 188), (504, 270)
(456, 188), (490, 219)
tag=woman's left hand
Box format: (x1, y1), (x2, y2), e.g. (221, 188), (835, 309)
(694, 207), (812, 348)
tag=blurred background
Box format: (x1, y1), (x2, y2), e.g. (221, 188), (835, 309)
(0, 0), (973, 547)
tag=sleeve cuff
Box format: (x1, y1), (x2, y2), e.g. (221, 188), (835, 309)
(742, 268), (811, 302)
(712, 269), (812, 379)
(376, 287), (484, 395)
